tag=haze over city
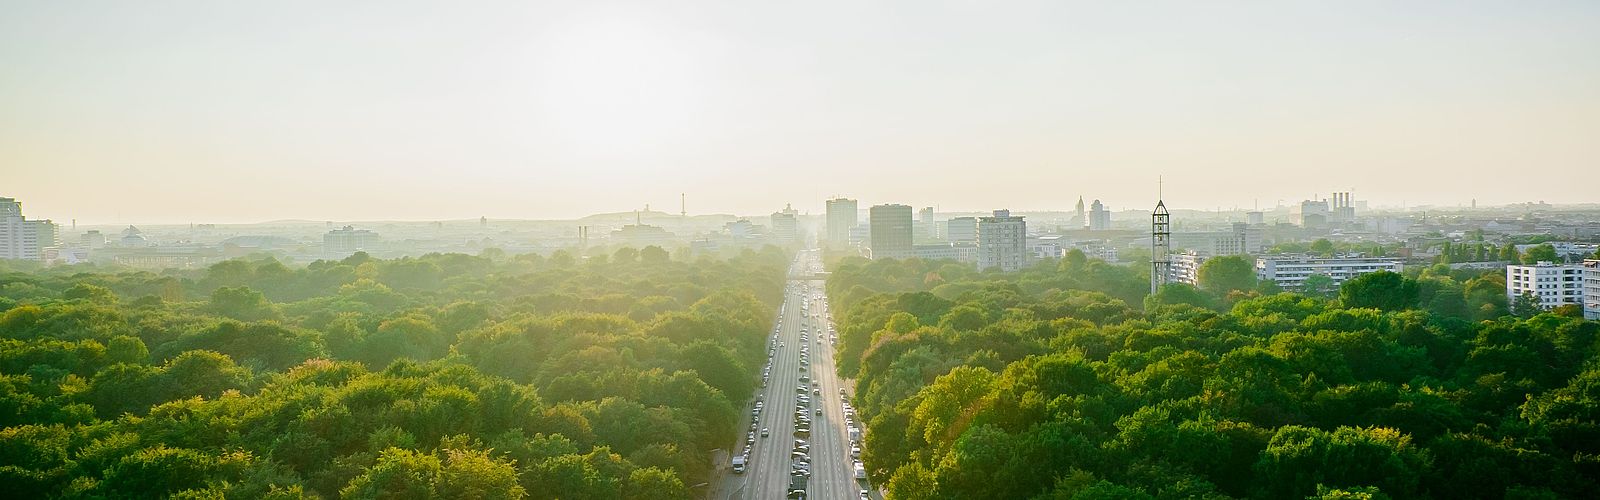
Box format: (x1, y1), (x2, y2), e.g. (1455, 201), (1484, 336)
(4, 1), (1598, 224)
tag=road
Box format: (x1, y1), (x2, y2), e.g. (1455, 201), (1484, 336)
(714, 249), (867, 500)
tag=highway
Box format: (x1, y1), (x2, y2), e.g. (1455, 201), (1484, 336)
(714, 249), (868, 500)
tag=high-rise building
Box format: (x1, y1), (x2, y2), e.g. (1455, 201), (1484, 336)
(916, 206), (935, 241)
(1583, 260), (1600, 320)
(1297, 199), (1331, 228)
(977, 209), (1027, 272)
(325, 225), (380, 257)
(771, 204), (799, 245)
(1072, 196), (1086, 228)
(1507, 261), (1586, 311)
(869, 204), (913, 259)
(825, 198), (858, 247)
(946, 217), (978, 244)
(1088, 200), (1111, 230)
(0, 197), (59, 262)
(1247, 211), (1265, 225)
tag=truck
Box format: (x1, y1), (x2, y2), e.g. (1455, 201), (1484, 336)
(848, 425), (862, 442)
(732, 455), (747, 474)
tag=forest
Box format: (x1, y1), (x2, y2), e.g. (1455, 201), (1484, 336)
(0, 246), (787, 499)
(825, 251), (1599, 499)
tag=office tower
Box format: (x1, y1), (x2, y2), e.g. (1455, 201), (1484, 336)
(869, 204), (913, 259)
(977, 209), (1027, 272)
(946, 217), (977, 244)
(826, 198), (858, 247)
(0, 197), (59, 261)
(771, 204), (799, 245)
(1088, 200), (1111, 230)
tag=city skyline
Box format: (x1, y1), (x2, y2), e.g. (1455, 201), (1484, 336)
(4, 1), (1598, 224)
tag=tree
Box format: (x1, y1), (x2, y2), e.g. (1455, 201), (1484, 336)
(437, 449), (525, 499)
(1197, 255), (1257, 296)
(207, 286), (279, 322)
(62, 284), (117, 304)
(1302, 274), (1337, 299)
(1511, 292), (1543, 318)
(1522, 244), (1559, 265)
(1499, 243), (1520, 262)
(1339, 271), (1417, 311)
(640, 246), (670, 264)
(612, 247), (639, 264)
(341, 448), (442, 499)
(1310, 239), (1336, 256)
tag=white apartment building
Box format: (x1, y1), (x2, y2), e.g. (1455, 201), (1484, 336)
(0, 197), (59, 262)
(1584, 260), (1600, 320)
(977, 209), (1027, 272)
(1170, 252), (1207, 286)
(325, 226), (381, 257)
(1507, 261), (1585, 311)
(1256, 255), (1403, 291)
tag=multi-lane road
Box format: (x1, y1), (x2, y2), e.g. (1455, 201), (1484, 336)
(713, 249), (869, 500)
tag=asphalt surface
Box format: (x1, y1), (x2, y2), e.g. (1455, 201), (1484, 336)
(715, 250), (867, 500)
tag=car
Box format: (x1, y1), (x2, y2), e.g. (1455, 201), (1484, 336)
(762, 427), (770, 437)
(861, 489), (871, 500)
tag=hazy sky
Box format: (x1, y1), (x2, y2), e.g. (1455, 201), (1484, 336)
(3, 1), (1597, 224)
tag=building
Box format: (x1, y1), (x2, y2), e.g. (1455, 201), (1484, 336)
(916, 206), (936, 242)
(825, 198), (858, 247)
(1170, 251), (1207, 286)
(325, 226), (381, 257)
(1088, 200), (1111, 231)
(1255, 255), (1404, 291)
(946, 217), (977, 244)
(1514, 242), (1600, 263)
(1029, 235), (1066, 260)
(914, 243), (978, 263)
(1297, 200), (1330, 228)
(1506, 261), (1585, 311)
(977, 209), (1027, 272)
(1171, 223), (1262, 256)
(1584, 260), (1600, 320)
(1330, 192), (1356, 224)
(119, 226), (151, 247)
(868, 204), (913, 259)
(1247, 211), (1265, 225)
(771, 204), (799, 245)
(1071, 196), (1086, 228)
(608, 223), (675, 247)
(0, 197), (59, 261)
(81, 230), (107, 249)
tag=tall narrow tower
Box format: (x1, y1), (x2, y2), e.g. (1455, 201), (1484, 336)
(1151, 200), (1171, 294)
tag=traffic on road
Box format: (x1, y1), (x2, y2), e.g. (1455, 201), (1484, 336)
(716, 249), (873, 500)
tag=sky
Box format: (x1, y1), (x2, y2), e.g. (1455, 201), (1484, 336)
(2, 1), (1597, 224)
